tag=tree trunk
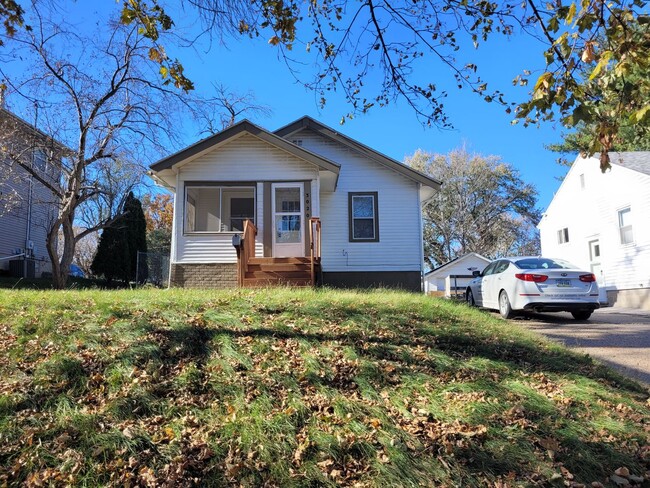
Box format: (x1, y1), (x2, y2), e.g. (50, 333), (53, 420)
(47, 211), (76, 289)
(46, 224), (64, 289)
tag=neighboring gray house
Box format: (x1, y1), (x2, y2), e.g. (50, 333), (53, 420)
(0, 107), (63, 278)
(149, 116), (441, 290)
(538, 152), (650, 309)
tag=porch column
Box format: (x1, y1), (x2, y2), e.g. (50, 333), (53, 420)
(310, 179), (320, 218)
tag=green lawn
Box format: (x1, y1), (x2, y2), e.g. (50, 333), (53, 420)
(0, 288), (648, 487)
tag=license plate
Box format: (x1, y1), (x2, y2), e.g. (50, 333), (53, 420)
(556, 279), (571, 287)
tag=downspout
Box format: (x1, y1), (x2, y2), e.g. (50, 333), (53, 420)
(25, 166), (34, 252)
(166, 170), (180, 288)
(24, 104), (37, 277)
(418, 183), (425, 293)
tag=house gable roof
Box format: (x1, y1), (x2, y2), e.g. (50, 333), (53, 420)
(0, 107), (71, 154)
(149, 119), (341, 178)
(424, 252), (491, 278)
(539, 151), (650, 229)
(274, 116), (442, 191)
(606, 151), (650, 176)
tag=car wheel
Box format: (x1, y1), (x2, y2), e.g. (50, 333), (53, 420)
(466, 289), (476, 307)
(571, 311), (592, 320)
(498, 291), (515, 319)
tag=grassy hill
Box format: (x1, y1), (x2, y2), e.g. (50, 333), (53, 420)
(0, 288), (648, 487)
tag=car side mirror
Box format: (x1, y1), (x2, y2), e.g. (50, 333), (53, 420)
(472, 270), (482, 277)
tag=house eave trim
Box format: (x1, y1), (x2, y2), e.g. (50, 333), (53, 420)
(149, 119), (341, 178)
(275, 116), (442, 191)
(423, 252), (491, 278)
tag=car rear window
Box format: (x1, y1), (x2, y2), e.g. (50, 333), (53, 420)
(514, 258), (575, 270)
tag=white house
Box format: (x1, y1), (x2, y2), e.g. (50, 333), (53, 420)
(423, 252), (491, 297)
(149, 116), (441, 290)
(538, 152), (650, 309)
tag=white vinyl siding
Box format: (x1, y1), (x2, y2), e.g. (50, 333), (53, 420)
(177, 134), (319, 181)
(294, 128), (422, 272)
(539, 156), (650, 291)
(174, 134), (318, 263)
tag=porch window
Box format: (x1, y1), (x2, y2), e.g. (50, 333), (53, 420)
(185, 185), (255, 233)
(348, 192), (379, 242)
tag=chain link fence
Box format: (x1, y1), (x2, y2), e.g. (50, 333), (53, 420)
(136, 251), (170, 287)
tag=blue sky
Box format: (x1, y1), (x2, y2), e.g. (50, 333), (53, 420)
(170, 14), (571, 211)
(12, 2), (573, 211)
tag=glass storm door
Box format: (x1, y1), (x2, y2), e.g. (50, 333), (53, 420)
(272, 183), (304, 257)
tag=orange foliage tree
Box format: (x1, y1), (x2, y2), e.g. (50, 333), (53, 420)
(142, 193), (173, 253)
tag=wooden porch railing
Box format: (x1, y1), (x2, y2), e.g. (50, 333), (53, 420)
(236, 220), (257, 287)
(309, 217), (321, 286)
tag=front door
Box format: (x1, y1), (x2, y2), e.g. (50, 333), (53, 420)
(272, 183), (304, 257)
(588, 239), (602, 283)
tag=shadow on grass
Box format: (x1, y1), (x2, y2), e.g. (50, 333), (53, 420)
(5, 299), (649, 487)
(178, 323), (646, 396)
(123, 318), (647, 482)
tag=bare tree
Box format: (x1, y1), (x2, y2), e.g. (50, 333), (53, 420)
(198, 83), (272, 134)
(2, 0), (648, 166)
(125, 0), (650, 169)
(0, 5), (206, 288)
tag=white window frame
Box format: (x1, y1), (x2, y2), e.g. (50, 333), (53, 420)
(184, 184), (256, 235)
(557, 227), (569, 245)
(618, 206), (634, 246)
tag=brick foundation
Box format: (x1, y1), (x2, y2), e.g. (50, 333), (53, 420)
(170, 263), (237, 288)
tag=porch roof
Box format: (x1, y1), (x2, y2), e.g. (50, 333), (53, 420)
(149, 120), (341, 189)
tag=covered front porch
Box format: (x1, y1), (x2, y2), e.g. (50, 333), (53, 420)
(234, 218), (321, 287)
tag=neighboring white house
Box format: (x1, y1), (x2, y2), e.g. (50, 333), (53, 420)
(423, 252), (491, 296)
(538, 152), (650, 309)
(149, 116), (441, 290)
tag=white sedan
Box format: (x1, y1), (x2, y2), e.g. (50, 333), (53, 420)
(465, 257), (600, 320)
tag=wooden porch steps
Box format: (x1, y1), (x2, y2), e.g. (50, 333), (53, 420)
(236, 218), (321, 288)
(242, 256), (317, 287)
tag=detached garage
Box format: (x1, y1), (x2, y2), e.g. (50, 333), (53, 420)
(424, 253), (490, 297)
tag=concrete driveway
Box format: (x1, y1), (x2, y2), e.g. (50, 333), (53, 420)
(511, 307), (650, 387)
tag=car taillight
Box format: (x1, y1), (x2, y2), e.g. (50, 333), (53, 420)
(515, 273), (548, 283)
(579, 273), (596, 282)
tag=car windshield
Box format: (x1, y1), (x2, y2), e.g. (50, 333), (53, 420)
(514, 258), (576, 270)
